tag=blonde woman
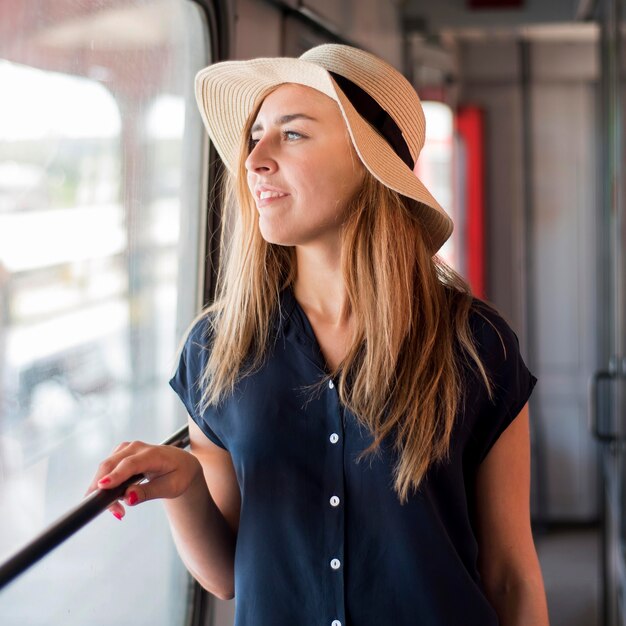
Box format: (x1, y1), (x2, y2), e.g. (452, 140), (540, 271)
(87, 45), (549, 626)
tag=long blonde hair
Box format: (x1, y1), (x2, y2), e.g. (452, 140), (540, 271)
(192, 100), (491, 504)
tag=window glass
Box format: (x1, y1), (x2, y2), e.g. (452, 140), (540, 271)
(415, 102), (457, 269)
(0, 1), (210, 623)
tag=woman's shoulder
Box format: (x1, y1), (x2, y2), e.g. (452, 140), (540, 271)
(459, 297), (536, 463)
(464, 297), (525, 371)
(187, 310), (215, 344)
(175, 310), (216, 366)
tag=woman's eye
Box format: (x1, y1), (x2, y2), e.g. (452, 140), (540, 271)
(283, 130), (303, 141)
(248, 131), (303, 150)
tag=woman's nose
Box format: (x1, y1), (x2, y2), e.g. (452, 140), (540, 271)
(244, 137), (277, 174)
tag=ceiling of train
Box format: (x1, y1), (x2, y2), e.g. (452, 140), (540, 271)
(0, 0), (594, 48)
(403, 0), (590, 33)
(0, 0), (594, 88)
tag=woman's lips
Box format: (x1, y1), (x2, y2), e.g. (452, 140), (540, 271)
(255, 185), (290, 207)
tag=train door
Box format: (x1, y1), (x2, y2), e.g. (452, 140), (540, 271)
(595, 1), (626, 624)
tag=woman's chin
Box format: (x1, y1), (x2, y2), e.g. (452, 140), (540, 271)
(258, 221), (297, 246)
(258, 228), (295, 247)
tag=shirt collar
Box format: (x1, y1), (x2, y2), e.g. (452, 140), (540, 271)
(277, 285), (326, 370)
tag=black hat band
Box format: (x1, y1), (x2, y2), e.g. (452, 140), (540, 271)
(329, 71), (415, 170)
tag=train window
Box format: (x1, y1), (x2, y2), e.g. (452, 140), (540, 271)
(0, 0), (211, 623)
(416, 101), (458, 270)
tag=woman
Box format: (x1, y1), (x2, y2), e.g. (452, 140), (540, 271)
(87, 44), (549, 625)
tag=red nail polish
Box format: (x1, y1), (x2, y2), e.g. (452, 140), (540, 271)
(127, 491), (138, 506)
(98, 476), (111, 485)
(112, 511), (123, 520)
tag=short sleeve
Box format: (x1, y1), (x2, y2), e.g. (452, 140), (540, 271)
(467, 302), (537, 464)
(168, 317), (228, 450)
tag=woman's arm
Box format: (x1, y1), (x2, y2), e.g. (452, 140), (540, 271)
(474, 403), (550, 625)
(163, 418), (240, 598)
(86, 417), (240, 599)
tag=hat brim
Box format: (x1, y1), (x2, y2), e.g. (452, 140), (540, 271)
(195, 57), (453, 251)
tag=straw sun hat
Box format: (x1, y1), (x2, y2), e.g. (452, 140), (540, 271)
(194, 43), (453, 252)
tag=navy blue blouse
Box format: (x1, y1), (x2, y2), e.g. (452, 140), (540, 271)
(169, 287), (536, 626)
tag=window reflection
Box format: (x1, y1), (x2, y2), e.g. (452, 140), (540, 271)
(0, 1), (209, 623)
(0, 62), (128, 478)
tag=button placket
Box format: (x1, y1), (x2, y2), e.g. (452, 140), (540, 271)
(324, 374), (346, 626)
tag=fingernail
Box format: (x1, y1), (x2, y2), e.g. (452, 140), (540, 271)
(112, 511), (123, 521)
(98, 476), (111, 485)
(127, 491), (138, 506)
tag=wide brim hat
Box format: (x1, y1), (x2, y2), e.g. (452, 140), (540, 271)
(194, 43), (453, 252)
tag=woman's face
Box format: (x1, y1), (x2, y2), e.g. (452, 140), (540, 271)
(245, 83), (364, 248)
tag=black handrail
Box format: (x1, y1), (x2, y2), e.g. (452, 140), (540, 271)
(0, 424), (190, 591)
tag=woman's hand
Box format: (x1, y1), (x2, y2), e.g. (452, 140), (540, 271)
(85, 441), (204, 521)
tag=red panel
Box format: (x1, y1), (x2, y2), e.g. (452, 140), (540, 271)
(456, 106), (485, 299)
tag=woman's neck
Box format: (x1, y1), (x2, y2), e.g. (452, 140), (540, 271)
(293, 244), (351, 327)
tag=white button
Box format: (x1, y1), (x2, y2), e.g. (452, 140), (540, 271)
(328, 380), (335, 389)
(332, 621), (342, 626)
(330, 495), (340, 507)
(330, 558), (341, 570)
(329, 433), (339, 444)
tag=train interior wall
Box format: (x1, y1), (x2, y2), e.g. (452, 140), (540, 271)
(454, 30), (601, 523)
(452, 30), (604, 626)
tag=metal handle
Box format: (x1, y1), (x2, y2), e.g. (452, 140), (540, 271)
(590, 370), (618, 442)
